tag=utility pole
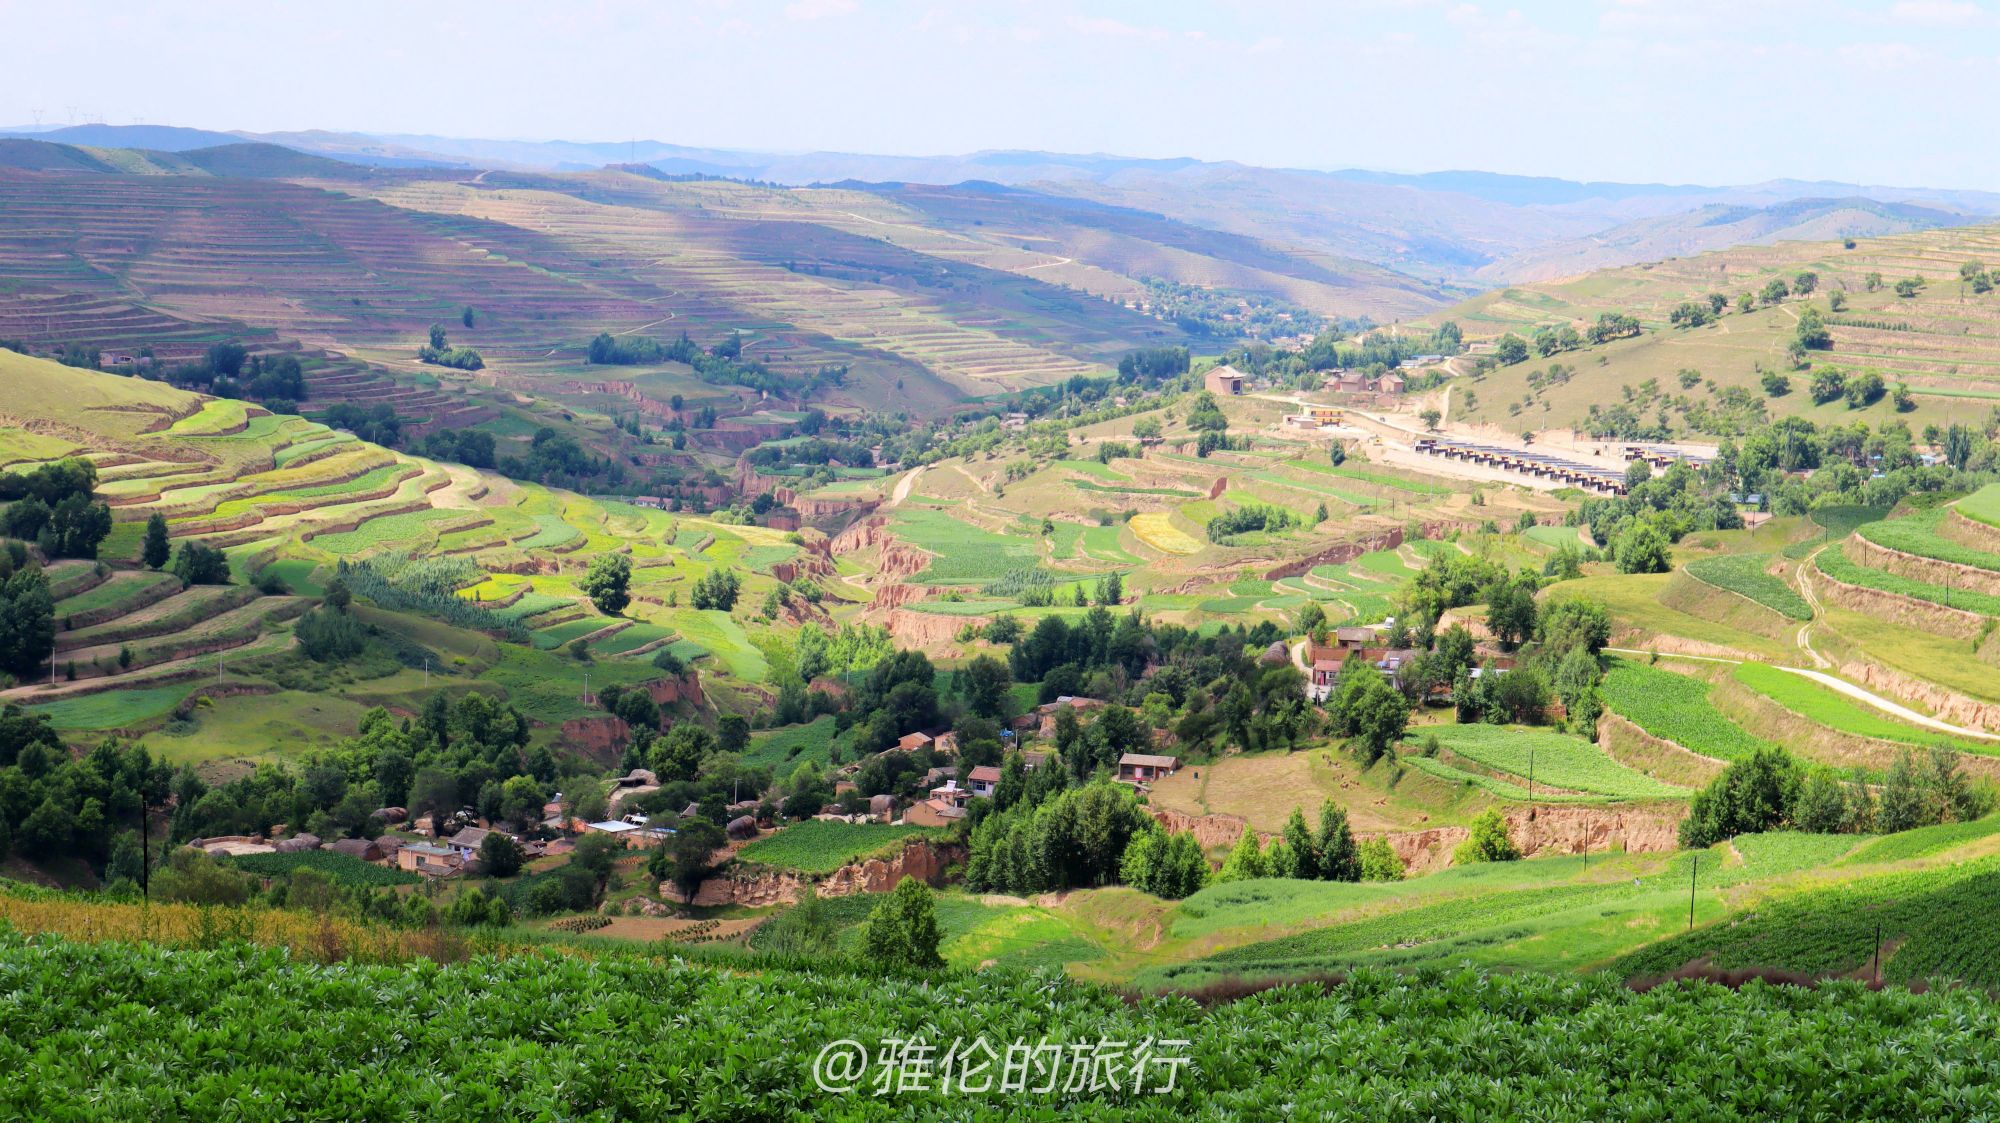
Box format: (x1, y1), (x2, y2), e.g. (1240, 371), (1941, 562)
(139, 791), (151, 903)
(1688, 854), (1699, 931)
(1527, 746), (1535, 853)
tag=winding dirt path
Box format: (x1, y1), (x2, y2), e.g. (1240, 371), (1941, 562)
(1793, 544), (1833, 669)
(1777, 666), (2000, 742)
(888, 465), (925, 507)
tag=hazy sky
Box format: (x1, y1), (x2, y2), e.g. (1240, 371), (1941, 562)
(6, 0), (1999, 186)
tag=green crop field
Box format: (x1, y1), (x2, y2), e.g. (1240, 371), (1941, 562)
(26, 685), (194, 731)
(1956, 483), (2000, 529)
(1615, 855), (2000, 986)
(19, 927), (2000, 1118)
(310, 509), (467, 555)
(1857, 507), (2000, 572)
(1601, 658), (1773, 761)
(52, 571), (179, 618)
(892, 508), (1038, 582)
(1836, 815), (2000, 866)
(1816, 544), (2000, 616)
(1418, 723), (1688, 800)
(1730, 663), (1997, 755)
(1321, 463), (1451, 495)
(735, 820), (936, 873)
(1683, 553), (1811, 620)
(225, 851), (420, 887)
(742, 715), (843, 771)
(1400, 754), (1604, 803)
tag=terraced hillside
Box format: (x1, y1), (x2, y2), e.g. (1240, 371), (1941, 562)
(0, 351), (823, 745)
(1440, 222), (2000, 432)
(831, 393), (1546, 650)
(1541, 499), (2000, 796)
(0, 159), (1208, 416)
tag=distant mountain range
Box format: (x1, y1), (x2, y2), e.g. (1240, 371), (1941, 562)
(6, 122), (2000, 293)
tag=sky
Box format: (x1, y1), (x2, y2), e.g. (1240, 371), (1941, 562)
(5, 0), (2000, 187)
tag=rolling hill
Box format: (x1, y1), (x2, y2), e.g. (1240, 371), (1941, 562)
(1483, 197), (1982, 283)
(1437, 220), (2000, 435)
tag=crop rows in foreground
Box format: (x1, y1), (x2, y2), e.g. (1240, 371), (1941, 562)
(9, 930), (2000, 1118)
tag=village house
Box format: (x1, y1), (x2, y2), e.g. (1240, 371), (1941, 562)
(1117, 753), (1182, 785)
(1334, 627), (1374, 650)
(903, 796), (967, 828)
(1202, 366), (1244, 396)
(967, 765), (1003, 798)
(396, 842), (463, 877)
(443, 826), (493, 861)
(1373, 372), (1405, 395)
(1309, 657), (1342, 702)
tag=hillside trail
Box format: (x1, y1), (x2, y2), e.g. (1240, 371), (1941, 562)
(888, 465), (925, 507)
(952, 463), (991, 493)
(611, 314), (676, 337)
(1793, 544), (1834, 669)
(1604, 637), (2000, 742)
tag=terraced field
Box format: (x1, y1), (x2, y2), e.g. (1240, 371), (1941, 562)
(1415, 723), (1689, 801)
(0, 352), (804, 737)
(1601, 658), (1774, 762)
(1129, 511), (1203, 555)
(1683, 553), (1811, 620)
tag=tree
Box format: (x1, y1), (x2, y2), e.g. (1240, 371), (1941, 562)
(478, 831), (525, 878)
(1760, 370), (1792, 397)
(691, 568), (740, 611)
(1327, 664), (1411, 764)
(1793, 307), (1831, 351)
(650, 723), (716, 783)
(1678, 747), (1803, 847)
(656, 817), (724, 902)
(1328, 443), (1346, 468)
(1485, 574), (1539, 651)
(1493, 334), (1529, 365)
(1793, 271), (1818, 296)
(1358, 838), (1404, 881)
(1281, 806), (1318, 880)
(1793, 770), (1848, 834)
(1095, 572), (1123, 607)
(1315, 802), (1359, 881)
(169, 542), (230, 585)
(1454, 809), (1520, 863)
(581, 554), (632, 616)
(1419, 407), (1443, 431)
(1809, 367), (1847, 404)
(1216, 825), (1270, 882)
(861, 876), (945, 970)
(498, 775), (547, 826)
(0, 566), (55, 678)
(1876, 750), (1925, 833)
(1537, 598), (1611, 660)
(1844, 370), (1885, 408)
(960, 655), (1013, 719)
(1613, 523), (1670, 574)
(409, 768), (458, 836)
(142, 513), (171, 570)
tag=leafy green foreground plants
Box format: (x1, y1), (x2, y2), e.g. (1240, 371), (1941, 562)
(10, 929), (2000, 1119)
